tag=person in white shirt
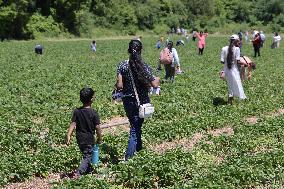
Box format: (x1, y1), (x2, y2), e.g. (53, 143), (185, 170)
(164, 41), (182, 82)
(260, 31), (266, 47)
(221, 34), (246, 105)
(271, 33), (281, 49)
(252, 29), (257, 39)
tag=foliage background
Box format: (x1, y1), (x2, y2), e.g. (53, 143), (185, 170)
(0, 0), (283, 39)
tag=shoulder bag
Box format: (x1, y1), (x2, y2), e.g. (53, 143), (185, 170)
(128, 61), (154, 118)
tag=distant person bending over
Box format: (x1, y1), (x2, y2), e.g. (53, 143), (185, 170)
(35, 44), (43, 55)
(116, 40), (160, 160)
(196, 31), (208, 55)
(176, 39), (185, 46)
(66, 87), (102, 177)
(221, 34), (246, 105)
(238, 56), (256, 81)
(271, 33), (281, 49)
(91, 41), (97, 52)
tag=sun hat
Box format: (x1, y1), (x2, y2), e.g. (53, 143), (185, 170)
(230, 34), (239, 40)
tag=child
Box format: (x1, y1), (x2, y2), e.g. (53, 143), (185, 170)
(66, 87), (102, 177)
(156, 39), (162, 49)
(91, 41), (96, 52)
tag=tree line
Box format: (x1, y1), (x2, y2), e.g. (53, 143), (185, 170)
(0, 0), (283, 40)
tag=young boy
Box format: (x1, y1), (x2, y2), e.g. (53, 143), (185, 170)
(66, 87), (102, 177)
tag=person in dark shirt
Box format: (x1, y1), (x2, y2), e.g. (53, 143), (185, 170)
(116, 39), (160, 160)
(35, 44), (43, 54)
(251, 32), (261, 57)
(66, 87), (102, 177)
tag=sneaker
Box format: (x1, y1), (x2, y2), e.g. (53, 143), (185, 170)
(176, 70), (182, 74)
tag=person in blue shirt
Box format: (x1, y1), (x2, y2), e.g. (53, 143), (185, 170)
(156, 39), (162, 49)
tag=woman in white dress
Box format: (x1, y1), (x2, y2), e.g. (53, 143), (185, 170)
(221, 34), (246, 104)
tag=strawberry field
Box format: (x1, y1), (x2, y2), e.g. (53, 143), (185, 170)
(0, 36), (284, 188)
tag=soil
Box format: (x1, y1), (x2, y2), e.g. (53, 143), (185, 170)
(101, 116), (129, 135)
(4, 174), (60, 189)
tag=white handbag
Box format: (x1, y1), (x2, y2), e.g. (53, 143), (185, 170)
(128, 61), (155, 118)
(138, 103), (155, 118)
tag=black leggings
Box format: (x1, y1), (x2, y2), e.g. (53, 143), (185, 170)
(164, 64), (175, 81)
(253, 44), (260, 57)
(198, 48), (204, 55)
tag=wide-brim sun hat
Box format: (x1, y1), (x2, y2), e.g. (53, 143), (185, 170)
(230, 34), (239, 40)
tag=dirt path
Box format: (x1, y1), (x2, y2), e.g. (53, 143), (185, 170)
(245, 108), (284, 125)
(4, 174), (60, 189)
(150, 126), (234, 154)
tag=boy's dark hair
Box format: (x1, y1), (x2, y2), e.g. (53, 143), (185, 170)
(80, 88), (94, 104)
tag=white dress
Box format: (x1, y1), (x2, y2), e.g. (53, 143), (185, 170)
(221, 46), (246, 99)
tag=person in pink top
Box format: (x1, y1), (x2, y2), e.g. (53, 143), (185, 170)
(196, 31), (208, 55)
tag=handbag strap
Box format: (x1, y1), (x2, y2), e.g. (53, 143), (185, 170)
(127, 60), (140, 106)
(241, 55), (248, 64)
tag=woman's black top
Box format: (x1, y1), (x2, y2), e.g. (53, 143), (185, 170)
(117, 60), (155, 105)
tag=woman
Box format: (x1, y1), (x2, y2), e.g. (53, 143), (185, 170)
(196, 31), (208, 55)
(271, 33), (281, 49)
(164, 41), (181, 82)
(251, 32), (261, 57)
(116, 40), (160, 160)
(221, 34), (246, 104)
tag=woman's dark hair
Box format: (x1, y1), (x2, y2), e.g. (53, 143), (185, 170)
(227, 39), (235, 69)
(80, 87), (94, 104)
(128, 40), (151, 89)
(128, 39), (151, 89)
